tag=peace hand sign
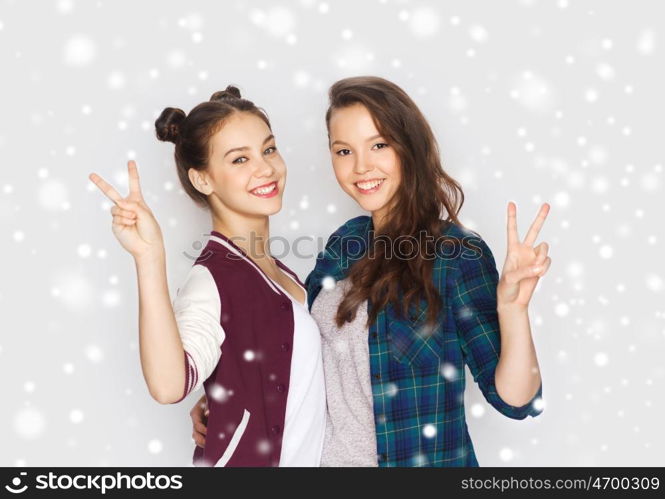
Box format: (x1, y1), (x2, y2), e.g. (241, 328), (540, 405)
(497, 202), (551, 311)
(89, 160), (164, 261)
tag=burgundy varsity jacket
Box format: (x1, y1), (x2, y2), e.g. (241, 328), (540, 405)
(171, 230), (308, 466)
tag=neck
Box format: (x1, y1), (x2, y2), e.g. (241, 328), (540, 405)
(371, 208), (387, 233)
(212, 214), (271, 261)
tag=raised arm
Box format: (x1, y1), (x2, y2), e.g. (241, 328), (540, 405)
(452, 233), (543, 419)
(89, 160), (186, 404)
(135, 248), (186, 404)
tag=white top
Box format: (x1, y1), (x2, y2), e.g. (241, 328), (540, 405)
(172, 239), (325, 467)
(265, 269), (326, 467)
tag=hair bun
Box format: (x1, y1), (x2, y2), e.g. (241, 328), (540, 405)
(210, 85), (242, 102)
(155, 107), (186, 143)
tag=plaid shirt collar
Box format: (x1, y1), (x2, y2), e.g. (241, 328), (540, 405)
(305, 215), (373, 310)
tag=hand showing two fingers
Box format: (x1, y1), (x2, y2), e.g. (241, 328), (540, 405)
(89, 160), (165, 261)
(497, 202), (552, 311)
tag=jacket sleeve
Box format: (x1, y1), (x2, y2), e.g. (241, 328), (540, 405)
(170, 264), (226, 403)
(451, 233), (543, 420)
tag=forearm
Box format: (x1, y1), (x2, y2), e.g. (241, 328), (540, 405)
(135, 251), (185, 404)
(494, 305), (542, 407)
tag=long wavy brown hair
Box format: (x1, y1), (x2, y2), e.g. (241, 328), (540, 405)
(326, 76), (467, 329)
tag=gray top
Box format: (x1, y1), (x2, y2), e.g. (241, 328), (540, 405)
(310, 277), (378, 467)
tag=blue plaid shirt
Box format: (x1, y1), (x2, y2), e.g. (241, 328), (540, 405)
(305, 215), (543, 467)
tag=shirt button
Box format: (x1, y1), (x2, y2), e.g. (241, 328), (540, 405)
(271, 425), (281, 435)
(280, 343), (290, 352)
(276, 383), (286, 393)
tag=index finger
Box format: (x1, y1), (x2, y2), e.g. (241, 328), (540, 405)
(523, 203), (550, 247)
(89, 172), (123, 205)
(507, 201), (519, 247)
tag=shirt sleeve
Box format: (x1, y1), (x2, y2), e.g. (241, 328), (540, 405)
(451, 233), (543, 420)
(170, 264), (225, 403)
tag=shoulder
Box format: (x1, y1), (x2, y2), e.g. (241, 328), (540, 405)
(328, 215), (372, 241)
(174, 263), (220, 309)
(304, 215), (371, 307)
(437, 221), (499, 282)
(440, 221), (495, 257)
(177, 263), (215, 291)
(313, 215), (372, 267)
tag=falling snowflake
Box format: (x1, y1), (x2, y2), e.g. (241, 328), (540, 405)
(14, 408), (46, 439)
(594, 352), (609, 367)
(107, 71), (126, 90)
(645, 274), (663, 292)
(554, 302), (570, 317)
(422, 424), (437, 438)
(408, 8), (440, 38)
(69, 409), (84, 424)
(470, 403), (485, 418)
(499, 447), (514, 462)
(147, 439), (163, 454)
(469, 25), (489, 43)
(63, 35), (97, 67)
(321, 276), (336, 290)
(85, 344), (104, 363)
(636, 29), (656, 55)
(440, 363), (458, 380)
(210, 383), (230, 403)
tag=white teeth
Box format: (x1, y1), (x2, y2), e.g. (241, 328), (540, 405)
(252, 183), (276, 195)
(356, 179), (385, 190)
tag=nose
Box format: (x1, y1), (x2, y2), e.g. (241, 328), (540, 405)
(255, 157), (276, 178)
(353, 151), (373, 175)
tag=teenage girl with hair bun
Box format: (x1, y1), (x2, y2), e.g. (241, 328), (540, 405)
(89, 86), (326, 467)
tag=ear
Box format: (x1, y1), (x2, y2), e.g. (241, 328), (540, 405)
(188, 168), (214, 196)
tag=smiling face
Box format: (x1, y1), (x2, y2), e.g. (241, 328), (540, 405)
(328, 103), (402, 225)
(192, 111), (286, 219)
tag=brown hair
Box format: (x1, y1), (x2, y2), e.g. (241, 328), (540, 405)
(155, 85), (271, 208)
(326, 76), (466, 329)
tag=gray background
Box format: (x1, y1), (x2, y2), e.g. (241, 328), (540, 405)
(1, 0), (663, 466)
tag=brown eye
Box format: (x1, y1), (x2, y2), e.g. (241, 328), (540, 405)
(232, 156), (248, 164)
(336, 149), (351, 156)
(264, 146), (277, 155)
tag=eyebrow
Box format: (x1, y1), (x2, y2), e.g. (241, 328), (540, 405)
(223, 134), (275, 158)
(330, 134), (384, 148)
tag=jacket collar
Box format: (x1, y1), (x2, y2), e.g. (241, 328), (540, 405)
(208, 229), (286, 296)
